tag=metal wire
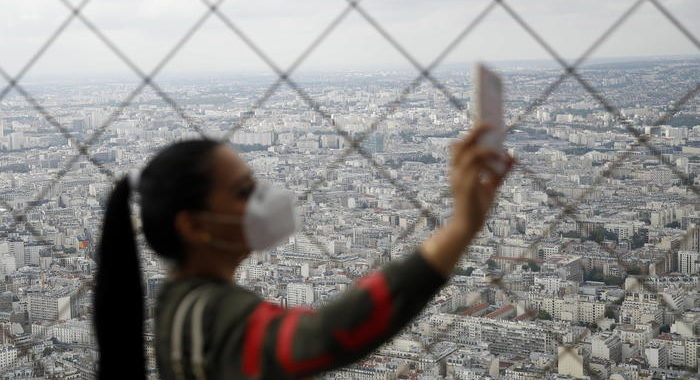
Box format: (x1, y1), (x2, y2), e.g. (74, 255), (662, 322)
(0, 0), (698, 377)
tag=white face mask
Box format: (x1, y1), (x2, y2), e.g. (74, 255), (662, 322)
(196, 180), (300, 252)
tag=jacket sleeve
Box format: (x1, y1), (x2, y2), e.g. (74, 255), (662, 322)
(226, 245), (449, 380)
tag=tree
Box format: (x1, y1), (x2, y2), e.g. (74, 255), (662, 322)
(604, 309), (615, 319)
(626, 265), (642, 275)
(537, 310), (552, 320)
(517, 127), (548, 136)
(630, 232), (646, 249)
(454, 267), (474, 276)
(561, 231), (581, 239)
(486, 259), (497, 270)
(563, 146), (593, 155)
(585, 267), (605, 282)
(603, 276), (624, 286)
(587, 225), (618, 244)
(585, 268), (624, 286)
(231, 143), (268, 152)
(522, 145), (540, 153)
(409, 154), (439, 165)
(526, 259), (540, 272)
(665, 221), (680, 229)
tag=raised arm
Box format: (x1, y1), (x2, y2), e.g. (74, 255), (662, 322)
(420, 123), (514, 277)
(205, 124), (514, 379)
(231, 246), (447, 379)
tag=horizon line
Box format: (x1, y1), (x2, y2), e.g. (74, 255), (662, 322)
(11, 53), (700, 86)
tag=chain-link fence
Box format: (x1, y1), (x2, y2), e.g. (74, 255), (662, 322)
(0, 0), (698, 378)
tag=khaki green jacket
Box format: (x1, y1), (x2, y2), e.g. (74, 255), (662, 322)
(155, 247), (447, 380)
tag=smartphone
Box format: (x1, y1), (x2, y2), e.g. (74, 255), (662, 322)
(473, 62), (506, 174)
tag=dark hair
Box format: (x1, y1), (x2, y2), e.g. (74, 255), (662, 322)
(93, 138), (223, 379)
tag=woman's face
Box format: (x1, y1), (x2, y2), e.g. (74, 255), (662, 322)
(180, 144), (256, 256)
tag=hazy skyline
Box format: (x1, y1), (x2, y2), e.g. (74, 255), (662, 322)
(1, 0), (699, 82)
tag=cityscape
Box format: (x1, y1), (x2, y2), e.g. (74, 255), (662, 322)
(0, 56), (699, 379)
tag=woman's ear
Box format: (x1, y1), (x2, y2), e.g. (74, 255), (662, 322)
(174, 210), (210, 244)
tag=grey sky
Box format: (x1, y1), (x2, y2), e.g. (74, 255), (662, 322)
(1, 0), (699, 81)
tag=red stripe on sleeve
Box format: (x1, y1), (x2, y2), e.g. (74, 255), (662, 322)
(333, 272), (392, 351)
(277, 307), (333, 375)
(241, 302), (285, 377)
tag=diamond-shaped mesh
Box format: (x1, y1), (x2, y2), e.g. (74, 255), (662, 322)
(0, 0), (698, 378)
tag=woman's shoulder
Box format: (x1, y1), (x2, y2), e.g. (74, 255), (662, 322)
(154, 276), (263, 348)
(153, 277), (265, 379)
(155, 276), (264, 325)
(156, 275), (259, 307)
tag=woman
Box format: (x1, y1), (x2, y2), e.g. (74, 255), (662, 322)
(93, 124), (513, 380)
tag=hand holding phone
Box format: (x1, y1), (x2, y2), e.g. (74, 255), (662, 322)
(473, 63), (506, 175)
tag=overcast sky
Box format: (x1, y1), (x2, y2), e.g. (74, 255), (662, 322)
(1, 0), (699, 81)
